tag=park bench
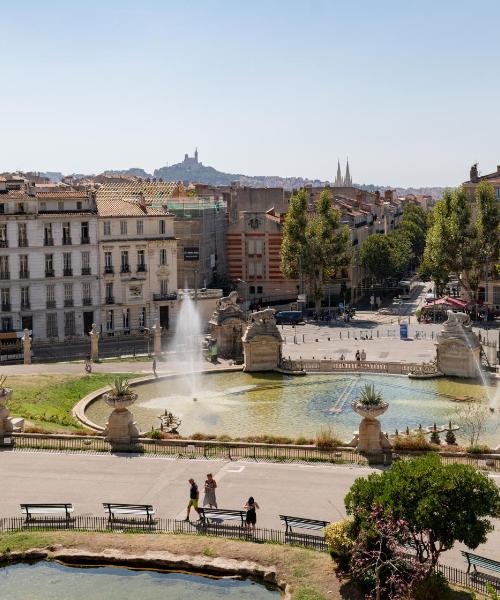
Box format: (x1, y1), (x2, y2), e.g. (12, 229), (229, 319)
(103, 503), (156, 527)
(198, 508), (247, 527)
(20, 503), (74, 528)
(461, 551), (500, 575)
(279, 515), (329, 536)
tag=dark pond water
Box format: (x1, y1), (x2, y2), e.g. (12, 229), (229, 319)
(0, 561), (280, 599)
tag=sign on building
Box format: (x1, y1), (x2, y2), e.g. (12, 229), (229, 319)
(183, 247), (199, 261)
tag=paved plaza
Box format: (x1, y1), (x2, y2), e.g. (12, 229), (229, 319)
(1, 451), (499, 568)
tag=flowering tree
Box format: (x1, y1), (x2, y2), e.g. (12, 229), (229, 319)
(342, 507), (427, 600)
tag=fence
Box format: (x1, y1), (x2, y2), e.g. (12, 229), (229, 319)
(0, 516), (327, 551)
(0, 516), (498, 595)
(280, 358), (434, 376)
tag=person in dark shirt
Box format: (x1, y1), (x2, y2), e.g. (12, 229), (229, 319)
(184, 478), (201, 521)
(244, 496), (260, 531)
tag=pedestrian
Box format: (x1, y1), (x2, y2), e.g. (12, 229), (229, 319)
(361, 349), (366, 361)
(244, 496), (259, 531)
(84, 355), (92, 373)
(184, 478), (201, 521)
(152, 357), (157, 378)
(355, 349), (360, 362)
(203, 473), (218, 508)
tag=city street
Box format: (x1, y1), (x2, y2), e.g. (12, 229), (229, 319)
(1, 451), (499, 568)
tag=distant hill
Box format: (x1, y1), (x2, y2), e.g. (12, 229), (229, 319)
(102, 168), (152, 178)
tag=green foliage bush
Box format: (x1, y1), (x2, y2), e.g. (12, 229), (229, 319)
(411, 573), (455, 600)
(324, 519), (354, 570)
(466, 444), (491, 454)
(392, 433), (432, 451)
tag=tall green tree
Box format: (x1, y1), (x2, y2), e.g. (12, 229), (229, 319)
(359, 234), (393, 282)
(345, 454), (500, 572)
(281, 189), (350, 311)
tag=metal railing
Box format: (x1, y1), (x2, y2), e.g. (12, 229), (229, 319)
(280, 358), (433, 376)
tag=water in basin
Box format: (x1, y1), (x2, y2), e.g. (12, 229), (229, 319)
(85, 372), (500, 445)
(1, 562), (280, 600)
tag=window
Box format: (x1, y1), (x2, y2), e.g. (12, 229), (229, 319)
(255, 239), (263, 254)
(82, 282), (91, 304)
(159, 249), (167, 266)
(123, 307), (130, 329)
(76, 201), (82, 210)
(58, 201), (64, 211)
(19, 255), (29, 278)
(20, 286), (30, 309)
(46, 313), (58, 338)
(494, 286), (500, 305)
(81, 222), (89, 243)
(62, 222), (71, 245)
(1, 288), (10, 310)
(139, 307), (146, 328)
(44, 224), (53, 246)
(18, 223), (28, 247)
(248, 262), (255, 276)
(159, 220), (166, 234)
(104, 251), (113, 272)
(81, 251), (90, 274)
(46, 284), (55, 308)
(17, 202), (25, 214)
(137, 249), (146, 271)
(160, 279), (169, 295)
(64, 283), (73, 306)
(0, 203), (4, 214)
(257, 285), (263, 294)
(1, 316), (13, 331)
(39, 201), (47, 211)
(249, 285), (255, 294)
(496, 188), (500, 200)
(256, 262), (263, 276)
(64, 312), (75, 337)
(45, 254), (54, 276)
(0, 255), (9, 279)
(105, 282), (113, 302)
(248, 239), (255, 255)
(0, 224), (8, 247)
(63, 252), (72, 275)
(103, 221), (111, 236)
(120, 221), (127, 235)
(106, 309), (114, 331)
(121, 250), (129, 272)
(136, 220), (143, 235)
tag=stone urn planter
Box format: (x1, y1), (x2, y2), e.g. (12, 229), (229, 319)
(103, 379), (140, 447)
(351, 400), (390, 452)
(0, 386), (14, 435)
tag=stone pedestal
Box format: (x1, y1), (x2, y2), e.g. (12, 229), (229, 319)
(209, 291), (247, 361)
(89, 323), (100, 362)
(242, 309), (282, 372)
(351, 401), (391, 452)
(0, 388), (24, 440)
(22, 329), (31, 365)
(103, 392), (140, 449)
(151, 319), (163, 358)
(436, 311), (481, 378)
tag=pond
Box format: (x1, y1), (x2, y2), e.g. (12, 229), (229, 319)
(84, 371), (500, 445)
(0, 562), (280, 600)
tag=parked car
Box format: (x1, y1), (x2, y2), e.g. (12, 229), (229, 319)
(275, 311), (304, 325)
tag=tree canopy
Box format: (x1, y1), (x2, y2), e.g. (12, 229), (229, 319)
(281, 189), (350, 310)
(345, 454), (500, 570)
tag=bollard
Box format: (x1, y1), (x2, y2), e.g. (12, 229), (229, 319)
(316, 338), (318, 342)
(377, 330), (379, 338)
(340, 332), (342, 339)
(303, 334), (305, 343)
(348, 331), (350, 339)
(328, 337), (330, 341)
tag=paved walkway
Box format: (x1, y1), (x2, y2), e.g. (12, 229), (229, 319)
(1, 451), (499, 568)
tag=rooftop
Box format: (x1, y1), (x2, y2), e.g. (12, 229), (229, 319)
(96, 196), (169, 217)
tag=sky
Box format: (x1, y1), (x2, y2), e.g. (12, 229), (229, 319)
(1, 0), (499, 187)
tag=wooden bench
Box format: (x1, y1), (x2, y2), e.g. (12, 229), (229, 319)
(20, 503), (74, 528)
(461, 551), (500, 574)
(103, 503), (156, 527)
(279, 515), (329, 535)
(198, 508), (247, 527)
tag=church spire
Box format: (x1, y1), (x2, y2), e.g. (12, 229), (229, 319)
(344, 159), (352, 186)
(194, 147), (199, 163)
(334, 160), (343, 186)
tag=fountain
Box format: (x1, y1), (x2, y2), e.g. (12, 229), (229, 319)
(0, 376), (24, 440)
(349, 384), (392, 452)
(436, 311), (481, 378)
(242, 309), (283, 372)
(103, 378), (140, 449)
(208, 291), (246, 361)
(173, 290), (204, 398)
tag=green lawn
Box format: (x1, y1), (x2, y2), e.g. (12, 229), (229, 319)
(5, 373), (140, 432)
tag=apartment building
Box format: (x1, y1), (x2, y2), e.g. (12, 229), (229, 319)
(0, 177), (99, 341)
(96, 188), (177, 334)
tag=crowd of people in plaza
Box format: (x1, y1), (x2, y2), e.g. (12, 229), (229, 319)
(184, 475), (260, 530)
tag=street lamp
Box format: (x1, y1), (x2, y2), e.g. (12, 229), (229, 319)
(142, 327), (151, 357)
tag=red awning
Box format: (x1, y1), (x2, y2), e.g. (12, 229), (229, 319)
(424, 296), (467, 308)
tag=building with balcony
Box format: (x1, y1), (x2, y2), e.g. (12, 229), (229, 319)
(0, 177), (99, 341)
(95, 184), (178, 334)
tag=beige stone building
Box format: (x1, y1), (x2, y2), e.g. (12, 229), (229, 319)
(95, 184), (178, 334)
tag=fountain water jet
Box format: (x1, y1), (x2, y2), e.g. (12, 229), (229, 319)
(171, 290), (204, 399)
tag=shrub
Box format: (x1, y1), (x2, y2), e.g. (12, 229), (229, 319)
(109, 377), (131, 397)
(411, 573), (454, 600)
(324, 519), (355, 570)
(467, 444), (491, 454)
(315, 426), (341, 449)
(357, 384), (384, 406)
(392, 433), (431, 451)
(149, 429), (162, 440)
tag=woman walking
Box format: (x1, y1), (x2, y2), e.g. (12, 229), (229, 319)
(244, 496), (259, 531)
(203, 473), (218, 509)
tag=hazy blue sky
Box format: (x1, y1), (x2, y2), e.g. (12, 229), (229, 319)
(1, 0), (499, 186)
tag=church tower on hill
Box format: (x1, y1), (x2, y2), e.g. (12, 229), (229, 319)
(333, 159), (353, 187)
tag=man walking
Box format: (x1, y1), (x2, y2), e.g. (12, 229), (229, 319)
(152, 357), (157, 378)
(184, 478), (201, 521)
